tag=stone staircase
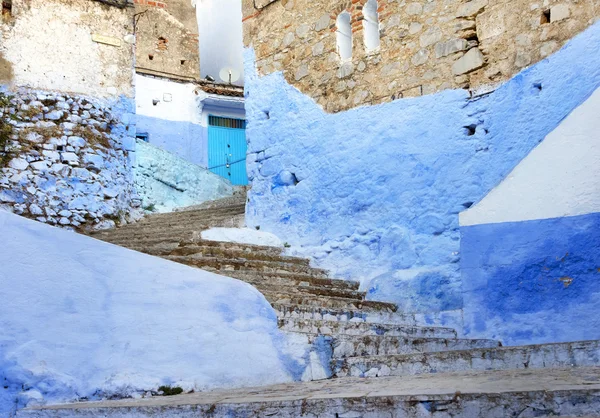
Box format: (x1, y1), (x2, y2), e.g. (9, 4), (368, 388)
(21, 195), (600, 417)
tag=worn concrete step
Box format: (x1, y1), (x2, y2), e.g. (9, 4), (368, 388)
(92, 216), (243, 240)
(273, 303), (417, 325)
(243, 281), (365, 301)
(179, 239), (286, 257)
(96, 235), (193, 249)
(327, 334), (501, 358)
(279, 318), (457, 339)
(176, 193), (247, 211)
(227, 270), (359, 291)
(111, 214), (245, 233)
(164, 255), (330, 276)
(94, 228), (202, 243)
(335, 340), (600, 378)
(263, 291), (397, 313)
(17, 367), (600, 418)
(169, 245), (310, 266)
(120, 242), (181, 255)
(142, 204), (246, 222)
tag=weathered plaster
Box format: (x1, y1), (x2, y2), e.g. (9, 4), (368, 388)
(461, 212), (600, 345)
(243, 22), (600, 328)
(460, 87), (600, 226)
(458, 86), (600, 345)
(0, 52), (13, 83)
(0, 0), (134, 98)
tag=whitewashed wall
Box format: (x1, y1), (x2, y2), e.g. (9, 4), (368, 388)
(0, 0), (134, 98)
(460, 87), (600, 226)
(135, 73), (245, 168)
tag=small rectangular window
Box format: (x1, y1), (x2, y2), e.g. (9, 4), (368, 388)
(2, 0), (12, 17)
(209, 116), (246, 130)
(136, 133), (149, 142)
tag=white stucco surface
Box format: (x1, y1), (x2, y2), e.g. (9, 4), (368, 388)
(136, 74), (201, 123)
(0, 0), (134, 98)
(460, 87), (600, 226)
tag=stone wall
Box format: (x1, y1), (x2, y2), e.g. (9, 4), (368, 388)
(135, 0), (200, 81)
(243, 22), (600, 334)
(0, 0), (139, 230)
(243, 0), (600, 112)
(0, 89), (140, 230)
(0, 0), (134, 98)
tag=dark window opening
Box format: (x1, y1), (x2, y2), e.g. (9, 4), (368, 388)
(209, 116), (246, 129)
(541, 10), (551, 24)
(157, 37), (168, 50)
(180, 60), (186, 66)
(148, 54), (154, 61)
(2, 0), (12, 17)
(136, 133), (149, 142)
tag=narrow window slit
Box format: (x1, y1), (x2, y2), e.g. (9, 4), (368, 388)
(336, 11), (353, 61)
(363, 0), (381, 52)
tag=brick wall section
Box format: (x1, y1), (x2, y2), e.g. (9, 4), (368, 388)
(133, 0), (166, 8)
(243, 0), (600, 113)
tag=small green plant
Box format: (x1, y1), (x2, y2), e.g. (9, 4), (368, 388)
(255, 225), (260, 230)
(284, 242), (291, 248)
(158, 386), (184, 396)
(0, 93), (14, 167)
(143, 203), (156, 212)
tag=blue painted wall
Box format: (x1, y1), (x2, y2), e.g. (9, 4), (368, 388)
(243, 22), (600, 327)
(136, 115), (208, 168)
(461, 213), (600, 345)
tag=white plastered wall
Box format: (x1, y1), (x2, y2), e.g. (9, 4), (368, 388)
(460, 87), (600, 226)
(136, 74), (202, 124)
(1, 0), (134, 98)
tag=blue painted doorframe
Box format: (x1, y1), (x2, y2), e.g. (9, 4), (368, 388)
(208, 117), (248, 186)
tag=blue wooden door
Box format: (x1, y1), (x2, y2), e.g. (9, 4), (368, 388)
(208, 117), (248, 185)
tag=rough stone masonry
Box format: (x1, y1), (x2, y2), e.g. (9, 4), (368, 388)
(0, 89), (142, 230)
(243, 0), (600, 112)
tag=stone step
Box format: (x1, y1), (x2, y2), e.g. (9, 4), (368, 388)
(17, 367), (600, 418)
(263, 292), (397, 313)
(327, 334), (501, 358)
(111, 213), (246, 233)
(164, 255), (330, 277)
(278, 317), (457, 339)
(179, 239), (285, 257)
(227, 270), (360, 291)
(94, 228), (201, 243)
(141, 204), (246, 222)
(335, 340), (600, 378)
(232, 278), (365, 300)
(91, 216), (244, 240)
(121, 242), (181, 255)
(96, 234), (193, 248)
(176, 193), (247, 211)
(273, 303), (416, 325)
(169, 245), (309, 266)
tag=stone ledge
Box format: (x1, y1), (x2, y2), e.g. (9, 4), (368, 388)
(18, 367), (600, 417)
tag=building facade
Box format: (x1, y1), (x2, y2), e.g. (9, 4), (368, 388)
(244, 0), (599, 112)
(0, 0), (140, 230)
(134, 0), (248, 186)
